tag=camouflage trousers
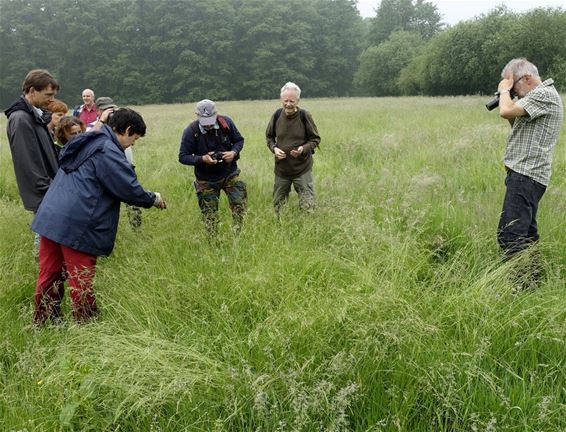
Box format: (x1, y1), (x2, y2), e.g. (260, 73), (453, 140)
(194, 170), (247, 234)
(126, 166), (142, 229)
(126, 204), (142, 229)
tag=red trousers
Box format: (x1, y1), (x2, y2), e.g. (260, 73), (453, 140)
(35, 236), (98, 323)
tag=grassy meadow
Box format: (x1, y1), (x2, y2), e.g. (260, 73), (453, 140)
(1, 96), (565, 431)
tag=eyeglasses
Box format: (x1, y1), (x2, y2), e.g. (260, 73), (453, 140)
(513, 75), (527, 86)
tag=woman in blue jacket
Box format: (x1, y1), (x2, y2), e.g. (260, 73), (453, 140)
(31, 109), (167, 324)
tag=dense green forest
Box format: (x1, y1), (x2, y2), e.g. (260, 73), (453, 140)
(0, 0), (565, 107)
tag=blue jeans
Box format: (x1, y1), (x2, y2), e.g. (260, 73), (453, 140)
(497, 170), (546, 256)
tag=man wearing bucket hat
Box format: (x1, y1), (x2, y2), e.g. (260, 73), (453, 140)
(179, 99), (247, 235)
(87, 96), (117, 130)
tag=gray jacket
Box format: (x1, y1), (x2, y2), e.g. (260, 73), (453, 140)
(5, 96), (59, 212)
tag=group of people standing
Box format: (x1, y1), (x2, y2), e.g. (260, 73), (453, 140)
(5, 70), (167, 323)
(4, 71), (321, 324)
(3, 57), (563, 325)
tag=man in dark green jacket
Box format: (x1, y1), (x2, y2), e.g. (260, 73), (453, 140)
(266, 82), (321, 213)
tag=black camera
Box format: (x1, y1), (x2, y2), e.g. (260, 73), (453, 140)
(212, 151), (224, 162)
(485, 90), (516, 111)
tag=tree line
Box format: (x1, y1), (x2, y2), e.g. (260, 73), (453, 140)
(356, 3), (566, 97)
(0, 0), (565, 108)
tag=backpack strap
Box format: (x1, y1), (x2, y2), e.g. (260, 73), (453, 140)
(217, 115), (230, 132)
(270, 108), (283, 139)
(217, 115), (233, 150)
(272, 108), (315, 154)
(189, 120), (200, 138)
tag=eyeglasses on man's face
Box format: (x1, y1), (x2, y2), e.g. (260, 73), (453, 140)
(513, 75), (527, 86)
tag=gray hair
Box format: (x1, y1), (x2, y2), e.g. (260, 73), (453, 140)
(280, 82), (301, 98)
(501, 58), (540, 79)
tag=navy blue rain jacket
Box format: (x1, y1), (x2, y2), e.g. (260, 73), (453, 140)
(32, 126), (156, 256)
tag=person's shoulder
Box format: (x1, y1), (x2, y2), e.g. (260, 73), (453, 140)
(81, 128), (114, 151)
(183, 120), (200, 135)
(8, 109), (30, 119)
(300, 108), (317, 122)
(8, 109), (33, 126)
(527, 83), (558, 105)
(218, 114), (234, 124)
(214, 115), (239, 135)
(541, 81), (562, 102)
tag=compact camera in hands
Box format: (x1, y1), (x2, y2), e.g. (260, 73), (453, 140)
(212, 151), (224, 162)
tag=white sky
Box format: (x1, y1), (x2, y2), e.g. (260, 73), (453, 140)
(357, 0), (566, 25)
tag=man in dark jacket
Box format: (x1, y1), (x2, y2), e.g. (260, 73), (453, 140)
(179, 99), (247, 235)
(31, 109), (167, 324)
(5, 69), (60, 213)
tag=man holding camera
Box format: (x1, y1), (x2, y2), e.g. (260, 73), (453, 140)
(179, 99), (247, 235)
(496, 58), (563, 262)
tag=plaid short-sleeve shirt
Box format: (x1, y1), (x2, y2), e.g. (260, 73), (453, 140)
(504, 79), (563, 186)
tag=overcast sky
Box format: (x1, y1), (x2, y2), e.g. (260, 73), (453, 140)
(356, 0), (565, 25)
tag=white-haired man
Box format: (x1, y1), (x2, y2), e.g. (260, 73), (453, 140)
(266, 82), (321, 213)
(496, 58), (563, 269)
(73, 88), (97, 125)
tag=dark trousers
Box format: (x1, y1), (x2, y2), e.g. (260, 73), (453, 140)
(497, 170), (546, 257)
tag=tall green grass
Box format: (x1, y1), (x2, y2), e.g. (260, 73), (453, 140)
(1, 97), (565, 431)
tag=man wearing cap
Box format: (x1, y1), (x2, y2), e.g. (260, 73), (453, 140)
(73, 89), (97, 125)
(179, 99), (247, 235)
